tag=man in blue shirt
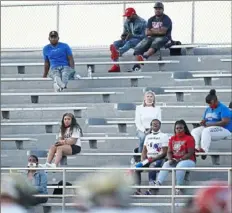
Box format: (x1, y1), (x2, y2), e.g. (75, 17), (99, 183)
(43, 31), (77, 92)
(132, 2), (172, 72)
(108, 8), (146, 72)
(191, 89), (232, 159)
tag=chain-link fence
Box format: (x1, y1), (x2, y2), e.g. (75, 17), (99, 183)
(1, 0), (231, 49)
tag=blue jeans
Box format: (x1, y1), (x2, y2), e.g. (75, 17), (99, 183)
(157, 160), (196, 186)
(113, 38), (141, 56)
(136, 130), (146, 153)
(49, 66), (75, 87)
(135, 159), (164, 185)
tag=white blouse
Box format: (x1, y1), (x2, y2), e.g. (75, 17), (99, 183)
(135, 105), (162, 132)
(58, 127), (81, 146)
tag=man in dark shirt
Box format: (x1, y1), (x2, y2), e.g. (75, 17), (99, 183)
(132, 2), (172, 71)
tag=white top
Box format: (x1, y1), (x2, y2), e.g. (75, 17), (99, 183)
(135, 105), (162, 132)
(144, 131), (169, 158)
(58, 127), (81, 146)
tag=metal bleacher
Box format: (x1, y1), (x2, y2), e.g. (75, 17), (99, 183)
(1, 44), (232, 213)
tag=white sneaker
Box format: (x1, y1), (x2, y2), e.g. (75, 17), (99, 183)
(54, 76), (65, 90)
(46, 163), (57, 168)
(74, 74), (82, 79)
(53, 82), (62, 92)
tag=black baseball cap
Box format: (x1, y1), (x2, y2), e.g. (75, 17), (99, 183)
(49, 31), (59, 37)
(154, 2), (164, 9)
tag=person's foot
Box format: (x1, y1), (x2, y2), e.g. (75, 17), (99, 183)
(152, 181), (161, 194)
(144, 189), (155, 195)
(108, 64), (120, 72)
(74, 74), (82, 79)
(39, 163), (57, 168)
(53, 82), (62, 92)
(175, 188), (184, 195)
(136, 55), (145, 65)
(133, 190), (142, 195)
(129, 64), (141, 72)
(197, 148), (207, 160)
(110, 44), (119, 60)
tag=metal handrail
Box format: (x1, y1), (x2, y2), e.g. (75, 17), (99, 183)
(1, 167), (231, 213)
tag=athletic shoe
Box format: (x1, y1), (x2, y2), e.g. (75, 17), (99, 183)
(108, 64), (120, 72)
(110, 44), (119, 60)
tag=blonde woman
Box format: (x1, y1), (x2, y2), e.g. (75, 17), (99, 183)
(135, 91), (162, 152)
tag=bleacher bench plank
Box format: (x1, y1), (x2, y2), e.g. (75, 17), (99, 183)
(164, 89), (232, 102)
(1, 106), (87, 119)
(1, 137), (37, 150)
(192, 73), (232, 86)
(220, 59), (232, 62)
(1, 92), (123, 103)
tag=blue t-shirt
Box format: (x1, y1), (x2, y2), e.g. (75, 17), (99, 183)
(203, 102), (232, 132)
(43, 42), (72, 69)
(147, 14), (172, 39)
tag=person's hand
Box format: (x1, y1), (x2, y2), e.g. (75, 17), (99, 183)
(200, 120), (206, 126)
(121, 33), (128, 40)
(169, 158), (178, 165)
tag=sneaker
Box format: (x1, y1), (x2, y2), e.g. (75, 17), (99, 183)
(53, 82), (62, 92)
(153, 181), (161, 194)
(199, 148), (207, 160)
(74, 74), (82, 79)
(39, 163), (57, 168)
(133, 190), (142, 195)
(108, 64), (120, 72)
(144, 189), (153, 195)
(175, 189), (184, 195)
(136, 55), (145, 65)
(130, 64), (141, 72)
(54, 76), (65, 89)
(110, 44), (119, 60)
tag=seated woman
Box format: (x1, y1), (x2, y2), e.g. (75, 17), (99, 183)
(154, 120), (196, 195)
(135, 91), (162, 153)
(41, 113), (82, 168)
(134, 119), (168, 195)
(191, 89), (232, 159)
(27, 155), (48, 204)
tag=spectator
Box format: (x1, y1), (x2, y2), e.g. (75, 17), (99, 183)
(134, 119), (168, 195)
(1, 173), (38, 213)
(108, 8), (146, 72)
(191, 89), (232, 160)
(72, 169), (159, 213)
(43, 31), (79, 92)
(154, 120), (196, 195)
(132, 2), (172, 72)
(41, 113), (82, 168)
(181, 181), (231, 213)
(27, 155), (48, 204)
(135, 91), (162, 152)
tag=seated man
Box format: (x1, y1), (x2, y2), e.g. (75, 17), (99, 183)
(132, 2), (172, 71)
(108, 8), (146, 72)
(134, 119), (168, 195)
(43, 31), (78, 92)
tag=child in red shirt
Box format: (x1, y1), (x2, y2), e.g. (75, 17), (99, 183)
(154, 120), (196, 195)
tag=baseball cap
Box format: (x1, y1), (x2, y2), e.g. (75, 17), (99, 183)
(123, 8), (136, 17)
(49, 31), (59, 37)
(154, 2), (164, 9)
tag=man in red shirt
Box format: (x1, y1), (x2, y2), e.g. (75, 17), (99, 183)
(153, 120), (196, 195)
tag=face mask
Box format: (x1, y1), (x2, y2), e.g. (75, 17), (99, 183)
(28, 162), (37, 168)
(210, 104), (217, 109)
(176, 132), (185, 136)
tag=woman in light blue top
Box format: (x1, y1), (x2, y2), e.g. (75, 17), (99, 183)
(27, 155), (48, 204)
(191, 89), (232, 159)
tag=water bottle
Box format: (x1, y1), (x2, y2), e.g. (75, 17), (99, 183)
(88, 66), (92, 78)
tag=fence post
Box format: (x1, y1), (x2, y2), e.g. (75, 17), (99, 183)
(171, 168), (175, 213)
(62, 168), (66, 213)
(191, 0), (195, 43)
(123, 0), (126, 25)
(56, 2), (60, 32)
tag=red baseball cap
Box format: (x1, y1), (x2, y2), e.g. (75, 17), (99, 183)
(123, 8), (136, 17)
